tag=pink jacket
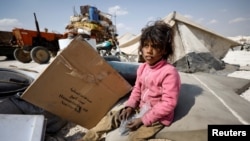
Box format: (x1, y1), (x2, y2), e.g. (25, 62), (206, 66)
(125, 59), (181, 126)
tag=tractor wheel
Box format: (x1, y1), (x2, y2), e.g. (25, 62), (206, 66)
(13, 48), (32, 63)
(51, 51), (58, 57)
(31, 46), (51, 64)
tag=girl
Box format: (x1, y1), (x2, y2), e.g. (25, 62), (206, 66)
(81, 20), (181, 141)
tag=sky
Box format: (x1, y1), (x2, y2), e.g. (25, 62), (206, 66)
(0, 0), (249, 37)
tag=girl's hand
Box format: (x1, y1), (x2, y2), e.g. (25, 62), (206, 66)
(119, 107), (133, 121)
(126, 118), (143, 131)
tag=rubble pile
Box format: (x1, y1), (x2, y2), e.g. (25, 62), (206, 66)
(64, 5), (117, 44)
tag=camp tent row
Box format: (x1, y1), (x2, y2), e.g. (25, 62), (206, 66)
(118, 11), (241, 73)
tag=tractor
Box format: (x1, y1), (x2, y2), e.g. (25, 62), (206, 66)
(11, 13), (65, 64)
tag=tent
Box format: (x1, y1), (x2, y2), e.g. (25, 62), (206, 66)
(119, 11), (241, 73)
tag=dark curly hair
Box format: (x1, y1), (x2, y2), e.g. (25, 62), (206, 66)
(138, 20), (175, 62)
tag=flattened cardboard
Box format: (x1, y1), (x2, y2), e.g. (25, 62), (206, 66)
(21, 37), (132, 129)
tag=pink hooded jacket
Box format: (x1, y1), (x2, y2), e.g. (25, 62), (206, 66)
(125, 59), (181, 126)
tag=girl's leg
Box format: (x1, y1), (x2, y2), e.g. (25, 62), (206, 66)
(129, 122), (164, 141)
(82, 110), (121, 141)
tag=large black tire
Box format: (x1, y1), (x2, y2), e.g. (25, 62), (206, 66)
(103, 55), (121, 62)
(13, 48), (32, 63)
(31, 46), (51, 64)
(0, 68), (33, 98)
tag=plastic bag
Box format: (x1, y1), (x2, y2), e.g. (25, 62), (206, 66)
(119, 116), (134, 136)
(119, 102), (152, 136)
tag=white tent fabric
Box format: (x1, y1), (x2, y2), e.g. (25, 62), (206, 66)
(117, 33), (136, 45)
(118, 11), (241, 72)
(118, 33), (140, 56)
(167, 12), (239, 60)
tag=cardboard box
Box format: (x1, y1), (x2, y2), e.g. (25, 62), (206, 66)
(21, 37), (132, 129)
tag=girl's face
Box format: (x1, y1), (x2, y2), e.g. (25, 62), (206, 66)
(141, 42), (164, 66)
